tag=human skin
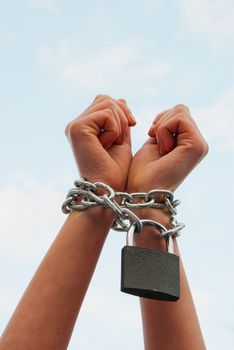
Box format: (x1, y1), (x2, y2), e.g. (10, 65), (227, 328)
(127, 104), (208, 350)
(65, 94), (136, 191)
(0, 96), (208, 350)
(0, 96), (135, 350)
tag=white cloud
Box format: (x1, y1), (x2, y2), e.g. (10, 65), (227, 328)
(0, 287), (17, 313)
(38, 41), (71, 66)
(0, 174), (64, 263)
(193, 289), (217, 310)
(0, 32), (19, 47)
(61, 45), (135, 88)
(38, 42), (172, 92)
(0, 174), (67, 336)
(26, 0), (60, 13)
(177, 0), (234, 47)
(81, 287), (141, 329)
(70, 285), (143, 348)
(194, 89), (234, 152)
(139, 0), (160, 12)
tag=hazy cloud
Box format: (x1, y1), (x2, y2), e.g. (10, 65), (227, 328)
(0, 32), (19, 47)
(195, 89), (234, 152)
(0, 174), (64, 263)
(177, 0), (234, 47)
(38, 42), (172, 92)
(26, 0), (60, 13)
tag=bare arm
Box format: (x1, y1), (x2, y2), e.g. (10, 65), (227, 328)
(127, 104), (208, 350)
(0, 95), (136, 350)
(0, 209), (114, 349)
(139, 231), (205, 350)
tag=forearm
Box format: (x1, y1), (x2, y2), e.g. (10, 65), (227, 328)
(133, 208), (206, 350)
(0, 208), (114, 350)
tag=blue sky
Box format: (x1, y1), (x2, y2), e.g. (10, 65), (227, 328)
(0, 0), (234, 349)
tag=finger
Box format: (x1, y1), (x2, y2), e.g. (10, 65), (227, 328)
(94, 96), (135, 143)
(156, 104), (204, 144)
(89, 109), (121, 148)
(153, 109), (181, 154)
(90, 109), (121, 149)
(91, 94), (111, 105)
(148, 104), (193, 137)
(156, 104), (193, 129)
(148, 108), (172, 137)
(67, 109), (120, 151)
(156, 122), (176, 155)
(109, 107), (122, 140)
(67, 103), (122, 143)
(116, 99), (137, 126)
(148, 105), (193, 152)
(90, 99), (130, 144)
(156, 112), (208, 158)
(123, 126), (131, 147)
(97, 110), (120, 150)
(155, 109), (192, 155)
(78, 94), (115, 119)
(114, 103), (130, 144)
(92, 95), (136, 131)
(71, 97), (129, 147)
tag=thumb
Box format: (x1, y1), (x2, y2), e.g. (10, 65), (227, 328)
(124, 127), (132, 147)
(85, 109), (121, 150)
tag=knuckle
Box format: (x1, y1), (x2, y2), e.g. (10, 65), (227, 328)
(104, 108), (114, 118)
(203, 141), (209, 155)
(118, 98), (127, 104)
(66, 120), (82, 139)
(156, 124), (164, 133)
(174, 104), (189, 113)
(124, 119), (129, 129)
(64, 123), (70, 136)
(94, 94), (111, 102)
(121, 122), (128, 133)
(114, 127), (120, 137)
(177, 111), (188, 119)
(121, 116), (128, 128)
(193, 139), (209, 159)
(94, 94), (104, 100)
(105, 98), (116, 109)
(94, 94), (101, 100)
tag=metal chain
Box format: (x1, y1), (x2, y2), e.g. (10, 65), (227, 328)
(62, 178), (185, 238)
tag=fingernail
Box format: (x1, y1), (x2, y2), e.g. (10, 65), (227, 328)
(148, 125), (155, 136)
(129, 113), (137, 124)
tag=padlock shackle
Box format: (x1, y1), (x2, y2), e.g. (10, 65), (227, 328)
(126, 219), (174, 254)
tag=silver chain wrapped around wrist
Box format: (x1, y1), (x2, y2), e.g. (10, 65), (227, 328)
(62, 178), (185, 238)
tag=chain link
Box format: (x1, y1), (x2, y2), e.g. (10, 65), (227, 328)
(62, 178), (184, 238)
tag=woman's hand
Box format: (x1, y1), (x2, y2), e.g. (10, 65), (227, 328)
(130, 105), (208, 350)
(127, 104), (208, 193)
(66, 95), (136, 191)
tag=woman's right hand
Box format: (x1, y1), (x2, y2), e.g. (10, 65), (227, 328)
(65, 95), (136, 192)
(127, 104), (208, 193)
(126, 104), (208, 242)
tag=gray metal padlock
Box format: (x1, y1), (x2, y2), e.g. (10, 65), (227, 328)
(121, 219), (180, 301)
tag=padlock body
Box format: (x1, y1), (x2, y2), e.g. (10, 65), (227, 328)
(121, 246), (180, 301)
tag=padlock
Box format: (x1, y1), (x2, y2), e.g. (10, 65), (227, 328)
(121, 219), (180, 301)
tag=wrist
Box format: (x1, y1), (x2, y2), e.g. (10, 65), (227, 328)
(133, 207), (171, 227)
(126, 185), (174, 250)
(126, 185), (172, 229)
(130, 208), (172, 250)
(68, 206), (116, 237)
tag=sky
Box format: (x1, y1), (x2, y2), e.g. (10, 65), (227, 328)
(0, 0), (234, 349)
